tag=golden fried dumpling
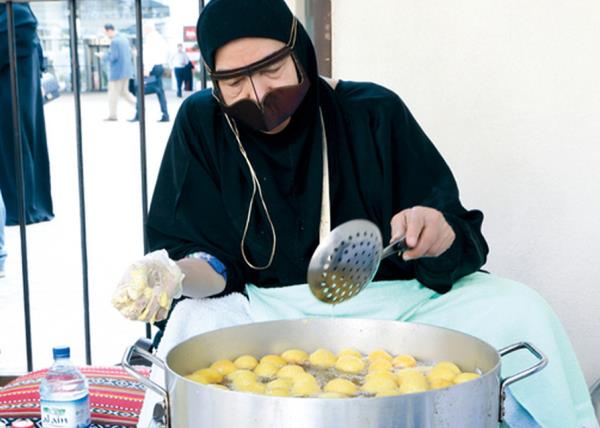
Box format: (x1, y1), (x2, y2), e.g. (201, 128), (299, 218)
(227, 369), (258, 384)
(429, 378), (453, 390)
(261, 354), (287, 368)
(368, 349), (393, 362)
(186, 367), (223, 384)
(210, 359), (237, 376)
(338, 348), (362, 359)
(365, 371), (397, 384)
(368, 358), (393, 373)
(398, 371), (428, 395)
(453, 372), (480, 384)
(234, 355), (258, 370)
(291, 379), (321, 396)
(397, 368), (426, 384)
(335, 355), (366, 374)
(319, 392), (347, 399)
(209, 384), (229, 390)
(292, 373), (318, 385)
(375, 388), (401, 397)
(361, 376), (397, 394)
(266, 378), (293, 390)
(434, 361), (461, 375)
(265, 388), (290, 397)
(277, 364), (305, 379)
(324, 378), (358, 396)
(391, 354), (417, 368)
(281, 349), (309, 364)
(427, 367), (457, 384)
(309, 348), (337, 368)
(254, 362), (278, 378)
(233, 380), (266, 394)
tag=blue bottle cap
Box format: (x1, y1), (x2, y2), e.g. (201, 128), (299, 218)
(52, 346), (70, 359)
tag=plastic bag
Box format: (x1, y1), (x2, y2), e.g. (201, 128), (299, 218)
(112, 249), (184, 323)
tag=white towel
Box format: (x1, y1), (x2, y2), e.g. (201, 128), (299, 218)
(137, 293), (253, 428)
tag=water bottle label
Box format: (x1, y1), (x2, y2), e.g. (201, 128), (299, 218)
(41, 394), (91, 428)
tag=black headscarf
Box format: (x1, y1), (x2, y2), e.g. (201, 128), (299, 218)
(147, 0), (488, 301)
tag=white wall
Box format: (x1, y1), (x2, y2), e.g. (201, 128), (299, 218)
(332, 0), (600, 385)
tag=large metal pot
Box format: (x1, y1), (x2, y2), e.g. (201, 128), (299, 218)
(123, 318), (547, 428)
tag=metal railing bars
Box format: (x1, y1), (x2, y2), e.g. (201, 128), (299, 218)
(67, 0), (92, 365)
(5, 0), (34, 372)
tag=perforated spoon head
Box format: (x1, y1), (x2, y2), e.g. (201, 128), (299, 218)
(307, 219), (383, 304)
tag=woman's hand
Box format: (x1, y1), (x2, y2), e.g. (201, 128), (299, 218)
(111, 250), (184, 323)
(390, 206), (455, 261)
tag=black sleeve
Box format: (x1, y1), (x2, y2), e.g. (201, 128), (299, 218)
(146, 97), (246, 295)
(389, 95), (489, 293)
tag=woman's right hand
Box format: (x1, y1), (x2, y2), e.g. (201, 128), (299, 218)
(111, 250), (185, 323)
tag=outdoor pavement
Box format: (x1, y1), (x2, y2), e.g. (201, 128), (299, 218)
(0, 89), (187, 374)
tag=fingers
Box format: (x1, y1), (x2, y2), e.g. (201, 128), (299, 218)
(389, 207), (456, 261)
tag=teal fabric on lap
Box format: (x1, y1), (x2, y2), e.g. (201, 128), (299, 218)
(246, 272), (598, 428)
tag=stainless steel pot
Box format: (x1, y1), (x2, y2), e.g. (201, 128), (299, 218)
(123, 318), (547, 428)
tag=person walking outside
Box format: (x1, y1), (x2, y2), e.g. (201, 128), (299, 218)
(99, 23), (136, 121)
(130, 22), (170, 122)
(171, 43), (190, 98)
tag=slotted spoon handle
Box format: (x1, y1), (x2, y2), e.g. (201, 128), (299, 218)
(381, 237), (410, 259)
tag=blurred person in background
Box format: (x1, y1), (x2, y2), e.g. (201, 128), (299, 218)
(99, 23), (136, 121)
(130, 22), (170, 122)
(0, 3), (54, 278)
(171, 43), (190, 98)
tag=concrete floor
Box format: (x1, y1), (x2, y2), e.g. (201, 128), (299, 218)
(0, 90), (186, 374)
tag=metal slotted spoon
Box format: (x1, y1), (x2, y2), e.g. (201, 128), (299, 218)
(307, 219), (409, 304)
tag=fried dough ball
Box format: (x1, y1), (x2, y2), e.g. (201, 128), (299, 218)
(368, 358), (393, 373)
(266, 378), (293, 390)
(391, 354), (417, 368)
(209, 384), (229, 390)
(234, 355), (258, 370)
(427, 367), (457, 384)
(265, 388), (290, 397)
(338, 348), (362, 359)
(210, 359), (237, 376)
(368, 349), (392, 362)
(291, 373), (321, 396)
(281, 349), (309, 364)
(233, 380), (266, 394)
(397, 368), (426, 383)
(335, 355), (366, 374)
(398, 371), (428, 394)
(361, 376), (398, 394)
(453, 372), (481, 384)
(365, 371), (397, 385)
(291, 381), (321, 396)
(261, 354), (287, 368)
(324, 378), (358, 396)
(375, 388), (401, 397)
(319, 392), (347, 398)
(434, 361), (461, 375)
(186, 367), (223, 384)
(277, 364), (305, 379)
(254, 362), (279, 378)
(309, 348), (337, 368)
(227, 369), (258, 384)
(429, 378), (453, 390)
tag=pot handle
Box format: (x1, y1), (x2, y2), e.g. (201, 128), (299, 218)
(121, 345), (171, 428)
(497, 341), (548, 422)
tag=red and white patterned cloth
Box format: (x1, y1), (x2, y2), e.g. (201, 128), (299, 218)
(0, 366), (149, 427)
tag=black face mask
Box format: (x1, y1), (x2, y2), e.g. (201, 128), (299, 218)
(211, 48), (310, 132)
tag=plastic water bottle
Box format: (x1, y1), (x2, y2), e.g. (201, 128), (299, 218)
(39, 346), (91, 428)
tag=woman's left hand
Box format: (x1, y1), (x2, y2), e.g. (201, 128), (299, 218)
(390, 206), (456, 261)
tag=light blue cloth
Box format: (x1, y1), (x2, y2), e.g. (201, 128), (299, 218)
(246, 273), (598, 428)
(105, 33), (133, 81)
(0, 188), (6, 272)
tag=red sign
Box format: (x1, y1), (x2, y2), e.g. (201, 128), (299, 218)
(183, 26), (197, 42)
